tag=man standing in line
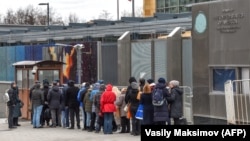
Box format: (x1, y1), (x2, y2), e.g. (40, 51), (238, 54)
(47, 81), (62, 127)
(66, 80), (80, 129)
(7, 82), (18, 129)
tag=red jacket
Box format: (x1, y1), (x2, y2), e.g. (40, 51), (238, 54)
(100, 84), (116, 113)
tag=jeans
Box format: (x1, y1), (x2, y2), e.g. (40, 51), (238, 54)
(8, 105), (14, 128)
(79, 106), (85, 128)
(33, 105), (43, 128)
(86, 112), (91, 127)
(130, 106), (141, 134)
(69, 106), (80, 128)
(61, 110), (66, 127)
(51, 108), (61, 127)
(65, 107), (69, 127)
(95, 113), (100, 131)
(103, 112), (113, 134)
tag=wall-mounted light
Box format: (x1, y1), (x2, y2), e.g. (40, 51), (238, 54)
(32, 65), (38, 75)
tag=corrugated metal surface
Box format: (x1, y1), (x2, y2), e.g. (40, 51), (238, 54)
(131, 41), (152, 80)
(0, 47), (7, 80)
(6, 47), (16, 81)
(154, 40), (167, 81)
(182, 39), (193, 88)
(101, 43), (118, 85)
(0, 18), (192, 43)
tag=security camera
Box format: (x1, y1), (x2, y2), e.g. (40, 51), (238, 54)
(31, 69), (36, 75)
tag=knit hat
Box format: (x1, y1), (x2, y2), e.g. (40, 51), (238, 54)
(129, 77), (137, 84)
(147, 78), (154, 84)
(82, 82), (86, 87)
(131, 82), (139, 89)
(99, 84), (106, 91)
(158, 77), (166, 84)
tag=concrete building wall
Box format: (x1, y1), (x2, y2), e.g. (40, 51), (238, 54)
(192, 0), (250, 122)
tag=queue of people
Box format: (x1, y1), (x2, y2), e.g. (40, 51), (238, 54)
(5, 76), (184, 136)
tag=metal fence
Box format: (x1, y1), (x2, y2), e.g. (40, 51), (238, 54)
(224, 80), (250, 124)
(180, 86), (193, 125)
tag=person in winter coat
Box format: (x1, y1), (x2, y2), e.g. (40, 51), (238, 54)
(140, 83), (154, 125)
(31, 83), (44, 128)
(83, 86), (93, 130)
(126, 82), (140, 136)
(41, 80), (50, 126)
(65, 80), (80, 129)
(112, 86), (121, 132)
(93, 84), (106, 133)
(7, 82), (18, 129)
(100, 84), (116, 134)
(153, 77), (170, 125)
(77, 82), (90, 130)
(125, 77), (137, 104)
(115, 88), (130, 133)
(167, 80), (184, 125)
(47, 81), (62, 127)
(88, 82), (100, 132)
(12, 84), (22, 127)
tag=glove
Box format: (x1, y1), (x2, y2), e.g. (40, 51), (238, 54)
(99, 112), (103, 117)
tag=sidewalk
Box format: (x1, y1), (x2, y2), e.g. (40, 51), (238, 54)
(0, 118), (140, 141)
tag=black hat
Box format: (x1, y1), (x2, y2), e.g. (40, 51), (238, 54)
(147, 78), (154, 84)
(158, 77), (166, 84)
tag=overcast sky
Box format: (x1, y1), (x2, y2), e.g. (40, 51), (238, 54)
(0, 0), (143, 22)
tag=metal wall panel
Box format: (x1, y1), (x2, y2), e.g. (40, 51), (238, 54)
(15, 46), (25, 61)
(101, 43), (118, 85)
(182, 39), (193, 88)
(6, 47), (16, 81)
(0, 47), (7, 80)
(131, 41), (152, 80)
(154, 40), (167, 81)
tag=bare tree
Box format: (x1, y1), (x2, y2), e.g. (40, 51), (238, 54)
(121, 7), (143, 17)
(16, 8), (26, 24)
(4, 9), (17, 24)
(24, 5), (36, 25)
(2, 5), (64, 25)
(135, 7), (143, 17)
(0, 14), (2, 23)
(68, 13), (79, 23)
(98, 10), (113, 20)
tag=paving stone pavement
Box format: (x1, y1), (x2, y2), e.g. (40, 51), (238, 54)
(0, 118), (140, 141)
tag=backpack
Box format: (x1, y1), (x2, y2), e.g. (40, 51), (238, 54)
(44, 108), (51, 119)
(152, 88), (165, 106)
(3, 89), (10, 103)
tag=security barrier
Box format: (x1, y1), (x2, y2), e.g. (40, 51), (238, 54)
(224, 80), (250, 124)
(179, 86), (193, 125)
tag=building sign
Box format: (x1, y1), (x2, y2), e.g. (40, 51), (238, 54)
(215, 8), (244, 33)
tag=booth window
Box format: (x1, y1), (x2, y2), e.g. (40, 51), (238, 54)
(213, 68), (236, 91)
(38, 70), (59, 84)
(17, 70), (22, 88)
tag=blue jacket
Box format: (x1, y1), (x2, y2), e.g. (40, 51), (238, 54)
(77, 87), (86, 107)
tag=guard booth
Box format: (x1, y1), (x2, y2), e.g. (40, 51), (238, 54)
(12, 60), (65, 120)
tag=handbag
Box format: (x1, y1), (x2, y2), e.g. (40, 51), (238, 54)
(135, 104), (143, 120)
(127, 107), (131, 119)
(123, 103), (130, 112)
(178, 117), (188, 125)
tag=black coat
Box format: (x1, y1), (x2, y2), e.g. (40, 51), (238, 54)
(140, 93), (154, 125)
(65, 85), (80, 108)
(168, 86), (183, 118)
(153, 83), (170, 122)
(47, 86), (62, 109)
(31, 84), (44, 108)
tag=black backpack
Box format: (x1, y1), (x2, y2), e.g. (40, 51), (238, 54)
(152, 88), (165, 106)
